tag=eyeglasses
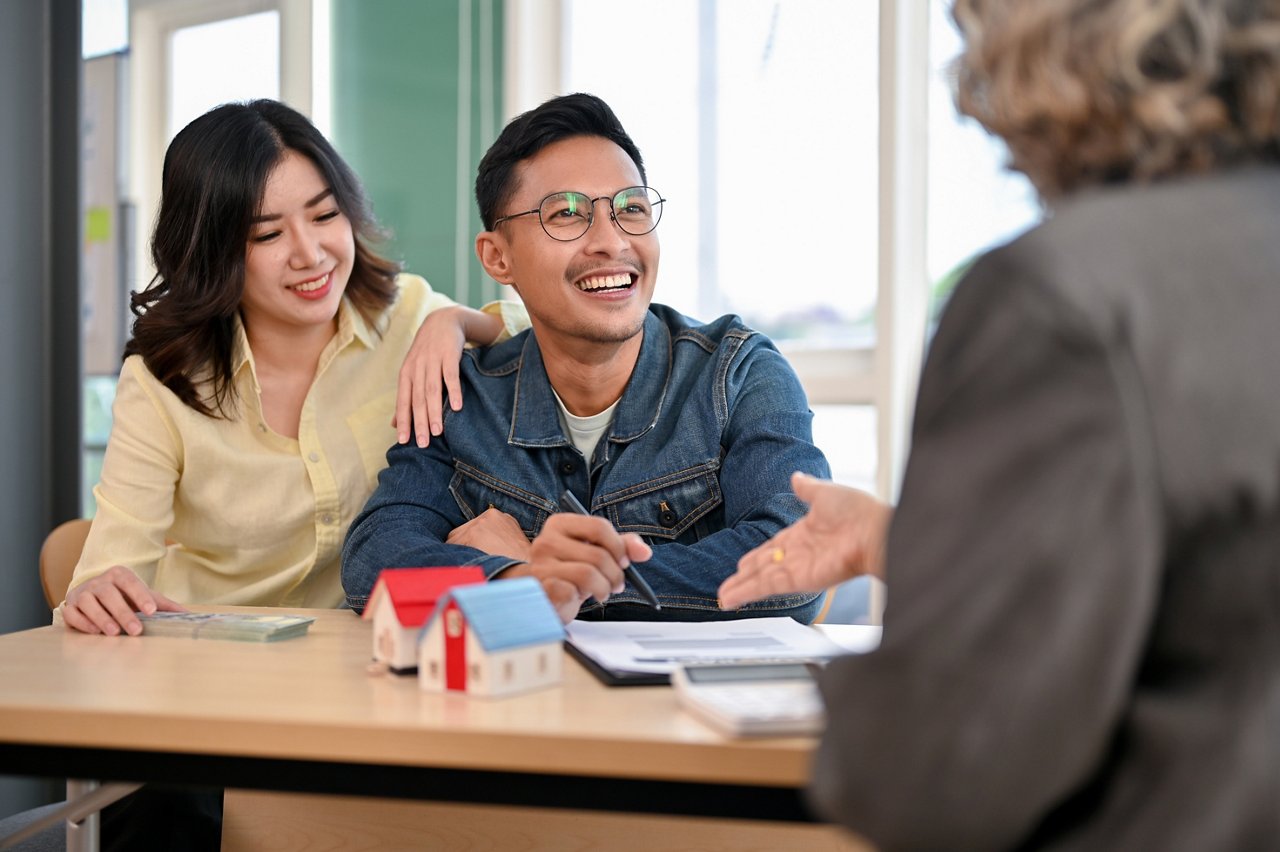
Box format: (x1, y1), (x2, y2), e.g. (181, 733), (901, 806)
(492, 186), (665, 242)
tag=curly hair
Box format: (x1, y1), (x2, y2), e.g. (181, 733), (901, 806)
(127, 100), (400, 417)
(951, 0), (1280, 198)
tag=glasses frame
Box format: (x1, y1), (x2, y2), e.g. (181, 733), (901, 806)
(492, 186), (665, 242)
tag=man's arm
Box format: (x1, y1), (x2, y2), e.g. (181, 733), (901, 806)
(340, 435), (525, 612)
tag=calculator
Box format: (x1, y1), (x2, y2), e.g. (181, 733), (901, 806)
(672, 662), (826, 737)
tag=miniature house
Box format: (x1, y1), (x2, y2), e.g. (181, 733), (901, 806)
(418, 577), (565, 698)
(364, 567), (486, 674)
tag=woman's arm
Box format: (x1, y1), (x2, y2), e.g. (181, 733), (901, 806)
(62, 359), (188, 635)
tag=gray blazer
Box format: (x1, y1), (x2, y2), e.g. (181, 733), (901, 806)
(810, 167), (1280, 851)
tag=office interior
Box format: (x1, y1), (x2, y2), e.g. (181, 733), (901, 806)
(0, 0), (1040, 822)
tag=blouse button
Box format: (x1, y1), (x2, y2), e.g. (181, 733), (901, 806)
(308, 452), (320, 463)
(321, 513), (335, 525)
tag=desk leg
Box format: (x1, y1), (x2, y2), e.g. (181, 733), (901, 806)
(65, 780), (100, 852)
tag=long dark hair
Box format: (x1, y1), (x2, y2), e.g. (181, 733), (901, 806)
(126, 99), (400, 417)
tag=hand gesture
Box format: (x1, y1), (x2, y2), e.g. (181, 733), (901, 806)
(61, 565), (186, 636)
(718, 472), (892, 610)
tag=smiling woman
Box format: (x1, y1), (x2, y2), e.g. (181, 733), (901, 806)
(55, 96), (530, 852)
(60, 100), (527, 637)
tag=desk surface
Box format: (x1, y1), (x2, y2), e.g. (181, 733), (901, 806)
(0, 607), (818, 791)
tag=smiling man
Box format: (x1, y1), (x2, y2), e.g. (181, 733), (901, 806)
(341, 93), (829, 623)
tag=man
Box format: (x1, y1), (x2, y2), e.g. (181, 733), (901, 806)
(342, 93), (829, 623)
(718, 1), (1280, 849)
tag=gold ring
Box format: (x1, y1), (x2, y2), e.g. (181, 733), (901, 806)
(772, 547), (785, 563)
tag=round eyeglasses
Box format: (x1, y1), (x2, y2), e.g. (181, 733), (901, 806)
(492, 186), (665, 242)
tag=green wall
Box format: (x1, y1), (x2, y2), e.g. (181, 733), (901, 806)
(330, 0), (504, 306)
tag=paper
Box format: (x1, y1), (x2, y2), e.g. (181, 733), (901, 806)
(565, 617), (849, 675)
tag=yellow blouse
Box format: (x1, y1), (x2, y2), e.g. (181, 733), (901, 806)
(67, 274), (526, 609)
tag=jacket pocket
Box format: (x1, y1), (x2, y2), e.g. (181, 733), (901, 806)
(598, 461), (722, 540)
(449, 462), (554, 537)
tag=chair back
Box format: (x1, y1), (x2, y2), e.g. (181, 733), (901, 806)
(40, 519), (92, 609)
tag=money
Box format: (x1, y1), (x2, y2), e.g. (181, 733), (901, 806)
(136, 611), (315, 642)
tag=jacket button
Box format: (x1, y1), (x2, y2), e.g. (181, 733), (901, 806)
(560, 461), (576, 475)
(659, 509), (678, 527)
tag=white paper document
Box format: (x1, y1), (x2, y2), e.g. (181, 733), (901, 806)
(565, 616), (854, 675)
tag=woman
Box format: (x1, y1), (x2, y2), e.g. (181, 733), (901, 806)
(61, 100), (525, 637)
(721, 1), (1280, 849)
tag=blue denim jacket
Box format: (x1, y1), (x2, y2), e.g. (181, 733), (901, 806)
(342, 305), (830, 622)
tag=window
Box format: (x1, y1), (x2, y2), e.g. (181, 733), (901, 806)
(559, 0), (879, 495)
(926, 0), (1040, 316)
(167, 11), (281, 140)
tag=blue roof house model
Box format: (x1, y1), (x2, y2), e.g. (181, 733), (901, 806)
(418, 577), (566, 697)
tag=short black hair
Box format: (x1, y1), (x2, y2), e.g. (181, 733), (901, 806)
(475, 92), (647, 230)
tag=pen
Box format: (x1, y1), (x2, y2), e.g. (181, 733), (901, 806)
(558, 489), (661, 610)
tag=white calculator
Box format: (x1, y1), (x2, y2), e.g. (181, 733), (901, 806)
(672, 662), (826, 737)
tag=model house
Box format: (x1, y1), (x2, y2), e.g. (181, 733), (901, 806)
(418, 576), (565, 697)
(363, 566), (486, 673)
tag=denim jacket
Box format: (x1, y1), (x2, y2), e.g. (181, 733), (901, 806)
(342, 305), (830, 622)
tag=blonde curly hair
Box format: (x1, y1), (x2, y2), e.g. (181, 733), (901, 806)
(951, 0), (1280, 198)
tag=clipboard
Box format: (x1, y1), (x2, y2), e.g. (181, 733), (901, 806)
(565, 641), (670, 687)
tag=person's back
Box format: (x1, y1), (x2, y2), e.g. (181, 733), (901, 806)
(1021, 167), (1280, 848)
(814, 167), (1280, 850)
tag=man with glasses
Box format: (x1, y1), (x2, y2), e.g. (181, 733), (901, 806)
(342, 93), (829, 624)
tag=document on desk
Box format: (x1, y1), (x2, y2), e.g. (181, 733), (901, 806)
(565, 617), (848, 685)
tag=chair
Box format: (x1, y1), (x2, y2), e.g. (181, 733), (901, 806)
(39, 518), (91, 609)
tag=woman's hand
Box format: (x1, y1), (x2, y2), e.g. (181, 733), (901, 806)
(394, 306), (504, 447)
(61, 565), (186, 636)
(718, 472), (892, 610)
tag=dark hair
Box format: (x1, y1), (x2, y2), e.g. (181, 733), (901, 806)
(126, 99), (400, 417)
(475, 92), (647, 230)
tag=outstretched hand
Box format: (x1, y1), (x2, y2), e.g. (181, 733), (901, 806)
(718, 472), (892, 610)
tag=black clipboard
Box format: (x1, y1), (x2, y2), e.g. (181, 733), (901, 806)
(565, 640), (670, 686)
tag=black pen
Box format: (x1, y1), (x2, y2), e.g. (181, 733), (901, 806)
(558, 490), (661, 610)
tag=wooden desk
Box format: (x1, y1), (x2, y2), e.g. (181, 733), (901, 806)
(0, 608), (871, 851)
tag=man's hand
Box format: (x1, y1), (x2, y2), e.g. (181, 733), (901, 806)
(61, 565), (186, 636)
(447, 507), (533, 560)
(503, 514), (652, 623)
(718, 472), (892, 610)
